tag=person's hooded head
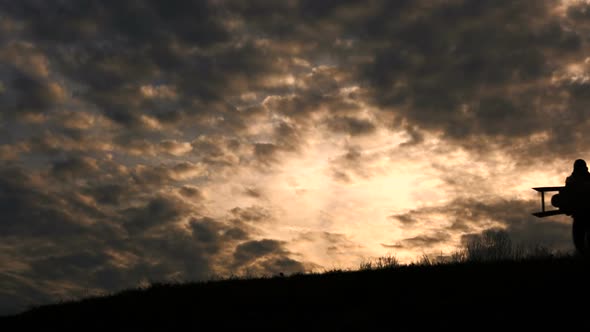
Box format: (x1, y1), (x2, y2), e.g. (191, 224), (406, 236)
(573, 159), (588, 174)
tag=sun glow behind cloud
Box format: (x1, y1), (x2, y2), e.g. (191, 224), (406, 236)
(200, 122), (572, 265)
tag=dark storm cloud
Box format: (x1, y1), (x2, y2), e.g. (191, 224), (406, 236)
(0, 166), (88, 236)
(230, 206), (271, 223)
(1, 1), (229, 45)
(6, 217), (232, 304)
(50, 156), (99, 180)
(274, 121), (301, 151)
(380, 243), (403, 249)
(1, 0), (291, 134)
(388, 232), (451, 250)
(85, 183), (129, 206)
(394, 120), (425, 148)
(263, 93), (362, 128)
(233, 239), (286, 264)
(231, 239), (305, 275)
(295, 231), (364, 257)
(22, 130), (107, 156)
(0, 158), (305, 314)
(325, 116), (376, 136)
(178, 185), (204, 200)
(389, 213), (419, 226)
(1, 186), (303, 314)
(253, 143), (279, 165)
(191, 136), (226, 160)
(30, 251), (112, 280)
(0, 66), (64, 116)
(567, 1), (590, 22)
(257, 257), (306, 276)
(191, 135), (241, 168)
(243, 187), (264, 199)
(3, 0), (589, 155)
(187, 217), (229, 252)
(0, 272), (56, 316)
(122, 195), (187, 233)
(262, 95), (317, 124)
(158, 139), (192, 156)
(330, 146), (381, 183)
(330, 147), (362, 183)
(131, 161), (205, 187)
(229, 0), (590, 158)
(0, 41), (64, 117)
(348, 0), (587, 157)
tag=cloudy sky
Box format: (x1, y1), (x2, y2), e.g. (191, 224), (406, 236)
(2, 0), (590, 315)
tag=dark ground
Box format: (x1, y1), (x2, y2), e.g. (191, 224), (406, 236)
(2, 256), (590, 331)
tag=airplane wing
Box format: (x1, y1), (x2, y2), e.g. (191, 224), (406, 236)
(531, 186), (566, 218)
(532, 186), (565, 192)
(532, 210), (565, 218)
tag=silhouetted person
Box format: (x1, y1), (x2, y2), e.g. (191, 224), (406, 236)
(562, 159), (590, 212)
(565, 159), (590, 188)
(552, 159), (590, 215)
(563, 159), (590, 255)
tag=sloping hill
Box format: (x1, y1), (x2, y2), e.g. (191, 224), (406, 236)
(2, 256), (590, 331)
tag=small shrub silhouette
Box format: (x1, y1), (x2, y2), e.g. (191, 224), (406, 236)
(463, 228), (514, 262)
(359, 253), (400, 270)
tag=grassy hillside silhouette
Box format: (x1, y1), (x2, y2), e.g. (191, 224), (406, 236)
(2, 230), (590, 331)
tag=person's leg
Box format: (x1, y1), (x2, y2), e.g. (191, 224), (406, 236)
(572, 214), (590, 256)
